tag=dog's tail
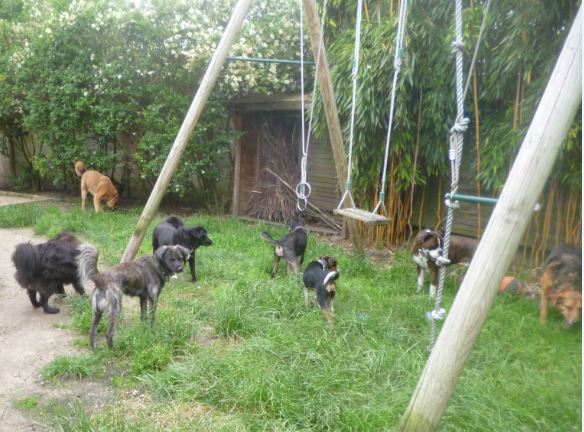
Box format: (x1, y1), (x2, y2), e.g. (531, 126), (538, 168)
(259, 231), (278, 244)
(323, 270), (339, 286)
(11, 243), (37, 282)
(74, 160), (86, 177)
(164, 216), (184, 229)
(77, 244), (100, 287)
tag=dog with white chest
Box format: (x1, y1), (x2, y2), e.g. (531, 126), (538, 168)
(411, 228), (478, 298)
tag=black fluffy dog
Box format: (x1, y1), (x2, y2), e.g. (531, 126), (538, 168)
(260, 220), (308, 278)
(152, 216), (213, 283)
(303, 256), (339, 320)
(12, 231), (85, 314)
(77, 243), (190, 349)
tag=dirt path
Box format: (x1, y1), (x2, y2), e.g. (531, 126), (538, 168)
(0, 193), (112, 431)
(0, 228), (82, 430)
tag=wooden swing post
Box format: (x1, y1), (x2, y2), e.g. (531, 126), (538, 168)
(121, 0), (254, 262)
(302, 0), (363, 250)
(400, 7), (582, 431)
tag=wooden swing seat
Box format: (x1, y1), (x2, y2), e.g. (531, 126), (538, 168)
(333, 207), (391, 226)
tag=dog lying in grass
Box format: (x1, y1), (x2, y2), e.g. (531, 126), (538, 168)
(303, 256), (339, 321)
(540, 245), (582, 328)
(411, 228), (477, 298)
(152, 216), (213, 283)
(260, 220), (307, 278)
(12, 231), (86, 314)
(75, 160), (119, 212)
(77, 243), (190, 349)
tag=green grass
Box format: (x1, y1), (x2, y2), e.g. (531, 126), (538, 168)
(0, 202), (580, 431)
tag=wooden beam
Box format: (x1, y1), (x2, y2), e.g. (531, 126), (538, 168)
(121, 0), (254, 262)
(400, 6), (582, 431)
(232, 113), (242, 217)
(302, 0), (363, 250)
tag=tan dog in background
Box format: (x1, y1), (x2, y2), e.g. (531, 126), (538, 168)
(74, 160), (119, 212)
(540, 245), (582, 328)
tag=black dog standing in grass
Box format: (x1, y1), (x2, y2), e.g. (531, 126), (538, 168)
(303, 256), (339, 321)
(12, 231), (86, 314)
(152, 216), (213, 283)
(260, 220), (308, 278)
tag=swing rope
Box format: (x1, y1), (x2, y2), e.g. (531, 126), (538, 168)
(337, 0), (408, 217)
(428, 0), (492, 352)
(296, 0), (328, 212)
(372, 0), (408, 216)
(336, 0), (364, 211)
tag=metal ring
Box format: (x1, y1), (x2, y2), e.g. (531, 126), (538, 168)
(295, 181), (312, 200)
(296, 197), (308, 212)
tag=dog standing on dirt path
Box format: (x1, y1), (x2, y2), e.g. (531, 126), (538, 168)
(411, 228), (478, 298)
(12, 231), (86, 314)
(74, 160), (119, 212)
(260, 221), (307, 278)
(152, 216), (213, 283)
(540, 245), (582, 328)
(77, 243), (190, 349)
(302, 256), (339, 321)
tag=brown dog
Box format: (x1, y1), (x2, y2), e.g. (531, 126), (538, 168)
(540, 245), (582, 328)
(74, 160), (119, 212)
(411, 228), (478, 298)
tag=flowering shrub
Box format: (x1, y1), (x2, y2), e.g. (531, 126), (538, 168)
(0, 0), (307, 199)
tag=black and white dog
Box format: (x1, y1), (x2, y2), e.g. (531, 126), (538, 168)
(302, 256), (339, 319)
(260, 220), (308, 278)
(12, 231), (85, 314)
(77, 243), (190, 349)
(411, 228), (477, 298)
(152, 216), (213, 283)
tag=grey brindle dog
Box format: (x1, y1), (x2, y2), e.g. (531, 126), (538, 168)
(77, 244), (190, 349)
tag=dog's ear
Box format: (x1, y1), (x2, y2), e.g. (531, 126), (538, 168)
(189, 226), (206, 239)
(155, 246), (169, 261)
(175, 245), (190, 261)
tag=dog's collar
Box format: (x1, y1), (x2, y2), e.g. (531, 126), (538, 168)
(292, 225), (304, 233)
(317, 258), (327, 270)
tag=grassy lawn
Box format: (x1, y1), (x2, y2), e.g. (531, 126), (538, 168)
(1, 202), (581, 431)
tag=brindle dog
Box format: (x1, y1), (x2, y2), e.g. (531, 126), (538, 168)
(77, 244), (190, 349)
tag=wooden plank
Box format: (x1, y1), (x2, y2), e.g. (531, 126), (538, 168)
(333, 207), (391, 226)
(232, 113), (242, 216)
(401, 7), (582, 430)
(121, 0), (254, 262)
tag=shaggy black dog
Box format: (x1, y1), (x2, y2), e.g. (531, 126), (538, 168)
(152, 216), (213, 283)
(12, 232), (85, 314)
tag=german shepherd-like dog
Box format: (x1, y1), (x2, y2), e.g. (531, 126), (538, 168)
(302, 256), (339, 320)
(152, 216), (213, 283)
(411, 228), (478, 298)
(540, 245), (582, 328)
(77, 244), (190, 349)
(12, 232), (86, 314)
(260, 220), (308, 278)
(75, 160), (119, 212)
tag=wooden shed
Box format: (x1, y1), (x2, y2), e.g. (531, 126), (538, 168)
(230, 94), (339, 226)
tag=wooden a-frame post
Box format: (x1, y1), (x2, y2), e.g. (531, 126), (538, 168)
(400, 6), (582, 431)
(122, 0), (362, 261)
(302, 0), (363, 250)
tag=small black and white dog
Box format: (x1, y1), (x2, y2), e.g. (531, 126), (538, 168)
(302, 256), (339, 319)
(12, 231), (85, 314)
(77, 243), (190, 349)
(152, 216), (213, 283)
(260, 220), (307, 278)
